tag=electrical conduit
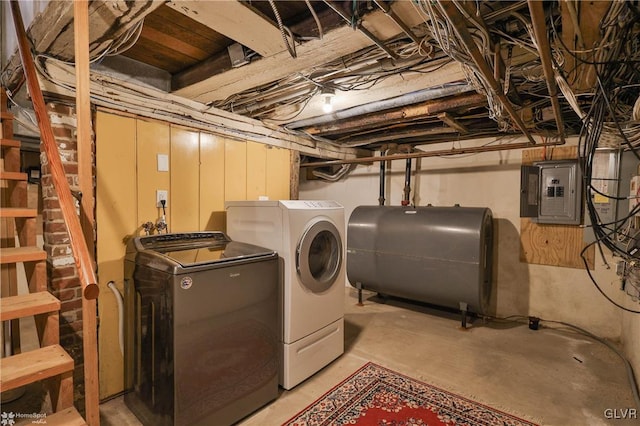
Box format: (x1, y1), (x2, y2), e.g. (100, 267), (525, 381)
(107, 281), (124, 356)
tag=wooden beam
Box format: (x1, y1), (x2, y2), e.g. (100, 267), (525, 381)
(438, 1), (536, 145)
(172, 51), (233, 92)
(39, 58), (362, 160)
(528, 0), (565, 143)
(373, 0), (421, 44)
(559, 0), (610, 91)
(171, 1), (425, 103)
(305, 93), (486, 136)
(438, 112), (468, 134)
(166, 0), (286, 57)
(459, 2), (522, 105)
(9, 0), (99, 298)
(340, 126), (459, 147)
(3, 1), (163, 90)
(173, 24), (372, 102)
(323, 0), (397, 59)
(74, 1), (100, 424)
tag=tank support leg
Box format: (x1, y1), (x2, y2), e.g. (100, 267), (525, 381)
(459, 302), (468, 329)
(356, 282), (364, 306)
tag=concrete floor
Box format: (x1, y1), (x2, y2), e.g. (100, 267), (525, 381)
(5, 287), (638, 425)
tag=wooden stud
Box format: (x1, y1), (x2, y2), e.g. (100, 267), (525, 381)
(73, 1), (100, 424)
(45, 369), (75, 412)
(35, 310), (60, 348)
(438, 112), (469, 134)
(528, 0), (565, 142)
(438, 1), (536, 145)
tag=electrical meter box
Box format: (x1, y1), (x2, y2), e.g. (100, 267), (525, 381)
(520, 160), (582, 225)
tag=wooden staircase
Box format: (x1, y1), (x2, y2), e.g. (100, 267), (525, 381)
(0, 91), (86, 424)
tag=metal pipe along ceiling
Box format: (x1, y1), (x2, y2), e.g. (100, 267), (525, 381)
(286, 83), (473, 129)
(300, 140), (564, 168)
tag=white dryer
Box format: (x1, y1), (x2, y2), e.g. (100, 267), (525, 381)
(226, 200), (345, 389)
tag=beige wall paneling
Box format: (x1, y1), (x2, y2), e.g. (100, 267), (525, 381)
(95, 111), (137, 398)
(247, 141), (267, 200)
(170, 126), (200, 232)
(136, 119), (171, 233)
(224, 138), (247, 202)
(266, 145), (291, 200)
(200, 132), (226, 231)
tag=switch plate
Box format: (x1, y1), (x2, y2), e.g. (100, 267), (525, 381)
(157, 154), (169, 172)
(156, 190), (168, 207)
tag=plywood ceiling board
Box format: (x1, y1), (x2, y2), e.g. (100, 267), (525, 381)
(166, 0), (286, 57)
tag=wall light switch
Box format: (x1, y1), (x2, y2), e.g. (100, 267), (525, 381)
(157, 154), (169, 172)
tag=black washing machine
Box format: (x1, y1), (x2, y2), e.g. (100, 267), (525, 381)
(124, 231), (279, 426)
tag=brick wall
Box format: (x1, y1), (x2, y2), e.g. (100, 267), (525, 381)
(41, 102), (87, 412)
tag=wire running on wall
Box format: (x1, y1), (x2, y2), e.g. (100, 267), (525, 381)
(559, 0), (640, 312)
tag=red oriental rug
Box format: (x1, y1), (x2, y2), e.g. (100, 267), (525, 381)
(283, 362), (538, 426)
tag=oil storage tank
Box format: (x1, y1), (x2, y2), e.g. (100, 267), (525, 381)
(347, 206), (493, 314)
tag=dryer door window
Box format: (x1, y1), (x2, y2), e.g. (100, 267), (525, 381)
(296, 220), (342, 293)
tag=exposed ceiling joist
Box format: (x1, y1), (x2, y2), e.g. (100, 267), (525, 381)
(37, 58), (362, 160)
(171, 2), (427, 103)
(322, 0), (397, 59)
(305, 93), (486, 136)
(3, 0), (163, 87)
(373, 0), (421, 45)
(438, 112), (468, 134)
(438, 1), (536, 146)
(172, 24), (372, 102)
(165, 0), (286, 58)
(528, 0), (565, 142)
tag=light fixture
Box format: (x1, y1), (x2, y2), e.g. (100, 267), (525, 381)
(321, 88), (335, 113)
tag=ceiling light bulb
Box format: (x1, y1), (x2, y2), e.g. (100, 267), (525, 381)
(322, 95), (333, 113)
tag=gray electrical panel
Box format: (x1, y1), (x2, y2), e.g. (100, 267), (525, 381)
(520, 160), (582, 225)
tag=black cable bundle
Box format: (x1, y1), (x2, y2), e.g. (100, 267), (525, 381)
(563, 1), (640, 313)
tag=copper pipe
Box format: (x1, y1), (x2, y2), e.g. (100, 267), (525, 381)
(301, 140), (562, 168)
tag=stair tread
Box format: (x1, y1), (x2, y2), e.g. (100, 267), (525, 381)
(0, 171), (28, 181)
(1, 111), (13, 120)
(0, 246), (47, 264)
(37, 407), (86, 426)
(0, 292), (60, 322)
(0, 345), (74, 392)
(1, 138), (21, 148)
(0, 207), (38, 218)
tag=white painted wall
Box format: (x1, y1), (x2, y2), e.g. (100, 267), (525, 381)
(300, 136), (640, 379)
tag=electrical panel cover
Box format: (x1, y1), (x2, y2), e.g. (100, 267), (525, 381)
(533, 160), (582, 225)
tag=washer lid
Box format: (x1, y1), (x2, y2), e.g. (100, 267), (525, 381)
(132, 231), (276, 268)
